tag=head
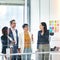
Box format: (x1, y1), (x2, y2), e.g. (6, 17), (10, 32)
(10, 19), (16, 29)
(22, 24), (29, 32)
(39, 22), (47, 32)
(2, 26), (8, 35)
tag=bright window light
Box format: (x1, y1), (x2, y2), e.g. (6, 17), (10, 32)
(0, 5), (7, 16)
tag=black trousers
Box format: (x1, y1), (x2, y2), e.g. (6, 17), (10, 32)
(12, 55), (21, 60)
(18, 55), (21, 60)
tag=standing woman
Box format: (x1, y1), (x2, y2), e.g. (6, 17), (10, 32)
(1, 26), (13, 60)
(37, 22), (49, 60)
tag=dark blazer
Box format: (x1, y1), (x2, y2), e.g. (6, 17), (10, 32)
(9, 28), (19, 49)
(1, 35), (8, 54)
(37, 30), (49, 49)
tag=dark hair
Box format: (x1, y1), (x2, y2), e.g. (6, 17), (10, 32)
(10, 19), (15, 24)
(41, 22), (47, 32)
(22, 24), (28, 29)
(2, 26), (8, 35)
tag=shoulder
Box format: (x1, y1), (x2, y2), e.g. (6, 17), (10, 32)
(38, 30), (42, 34)
(9, 28), (12, 32)
(46, 30), (49, 33)
(1, 35), (4, 40)
(1, 35), (3, 39)
(29, 31), (31, 34)
(44, 30), (49, 35)
(28, 31), (33, 36)
(9, 28), (11, 31)
(19, 32), (24, 36)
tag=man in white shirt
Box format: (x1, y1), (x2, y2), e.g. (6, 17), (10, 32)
(9, 20), (21, 60)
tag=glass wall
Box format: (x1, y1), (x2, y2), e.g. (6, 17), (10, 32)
(0, 5), (24, 35)
(0, 5), (24, 60)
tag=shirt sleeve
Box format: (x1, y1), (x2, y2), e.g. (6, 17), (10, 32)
(18, 33), (22, 48)
(8, 36), (13, 42)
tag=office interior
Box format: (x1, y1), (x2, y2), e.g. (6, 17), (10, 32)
(0, 0), (60, 60)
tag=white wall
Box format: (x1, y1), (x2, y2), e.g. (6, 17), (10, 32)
(50, 0), (60, 48)
(50, 0), (60, 20)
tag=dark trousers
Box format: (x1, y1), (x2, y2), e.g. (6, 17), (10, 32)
(12, 45), (17, 60)
(11, 44), (21, 60)
(18, 55), (21, 60)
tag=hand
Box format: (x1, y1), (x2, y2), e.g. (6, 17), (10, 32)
(12, 41), (15, 44)
(32, 34), (33, 41)
(18, 48), (21, 53)
(13, 40), (15, 43)
(37, 49), (39, 52)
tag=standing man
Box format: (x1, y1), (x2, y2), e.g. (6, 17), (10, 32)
(18, 24), (33, 60)
(9, 19), (21, 60)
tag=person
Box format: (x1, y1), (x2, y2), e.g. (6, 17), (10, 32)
(37, 22), (49, 60)
(9, 20), (21, 60)
(18, 24), (33, 60)
(1, 26), (13, 60)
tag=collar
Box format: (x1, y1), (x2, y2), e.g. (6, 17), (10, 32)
(11, 27), (16, 31)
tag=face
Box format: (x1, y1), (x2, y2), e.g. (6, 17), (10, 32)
(7, 29), (9, 35)
(24, 26), (29, 31)
(10, 21), (16, 28)
(8, 28), (9, 35)
(39, 24), (44, 30)
(5, 28), (8, 35)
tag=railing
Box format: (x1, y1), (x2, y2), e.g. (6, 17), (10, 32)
(0, 51), (60, 60)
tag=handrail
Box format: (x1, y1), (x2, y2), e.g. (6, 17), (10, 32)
(0, 51), (60, 56)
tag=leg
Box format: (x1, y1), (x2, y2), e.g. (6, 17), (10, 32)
(22, 55), (26, 60)
(44, 53), (49, 60)
(10, 48), (13, 60)
(17, 55), (21, 60)
(27, 54), (31, 60)
(27, 48), (32, 60)
(12, 45), (17, 60)
(22, 48), (27, 60)
(38, 44), (43, 60)
(43, 44), (49, 60)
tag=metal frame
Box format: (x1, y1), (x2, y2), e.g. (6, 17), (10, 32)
(27, 0), (31, 31)
(0, 3), (25, 5)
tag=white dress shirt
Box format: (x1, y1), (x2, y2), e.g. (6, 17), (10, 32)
(7, 36), (13, 47)
(11, 28), (17, 44)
